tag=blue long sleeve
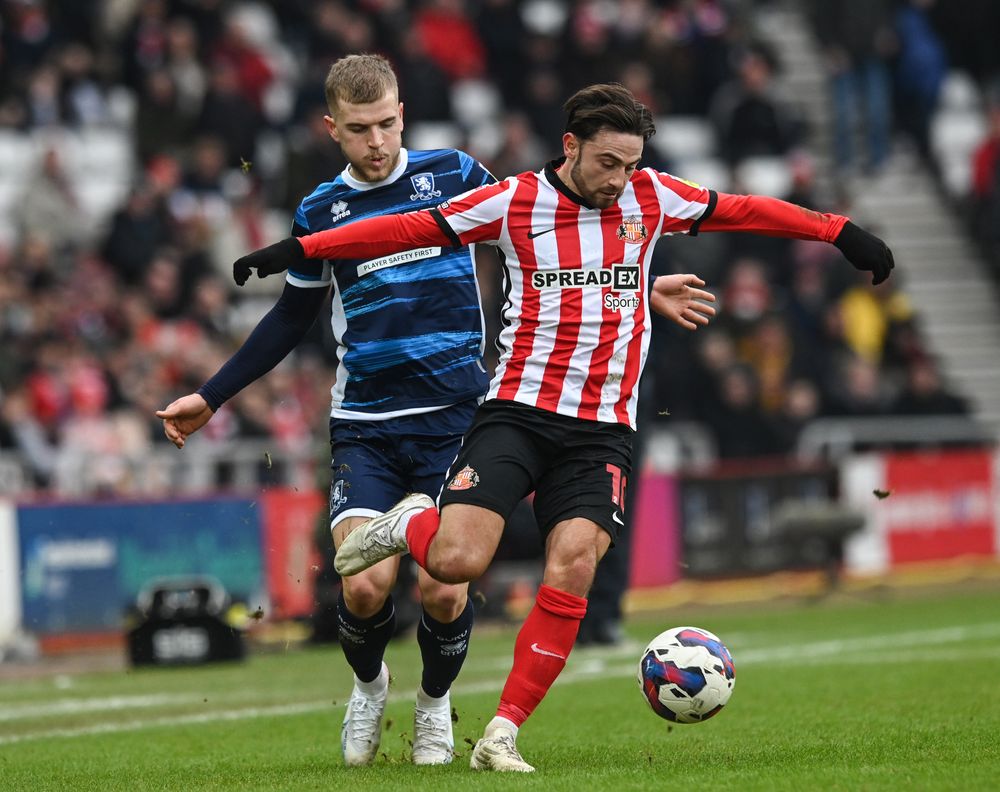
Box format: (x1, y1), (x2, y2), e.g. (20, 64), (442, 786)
(198, 281), (328, 410)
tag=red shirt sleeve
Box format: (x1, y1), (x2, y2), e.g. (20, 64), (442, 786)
(297, 211), (453, 260)
(699, 193), (848, 243)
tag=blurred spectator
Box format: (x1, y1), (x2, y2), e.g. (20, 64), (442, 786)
(773, 378), (823, 454)
(281, 103), (347, 210)
(164, 16), (207, 118)
(102, 182), (172, 285)
(809, 0), (896, 174)
(705, 363), (780, 459)
(970, 94), (1000, 272)
(57, 42), (111, 127)
(413, 0), (486, 82)
(13, 145), (86, 252)
(135, 68), (192, 161)
(0, 0), (966, 497)
(24, 64), (64, 129)
(927, 0), (1000, 87)
(827, 354), (891, 417)
(121, 0), (171, 91)
(394, 27), (452, 122)
(487, 112), (546, 178)
(894, 0), (947, 163)
(892, 357), (969, 416)
(476, 0), (526, 108)
(835, 272), (914, 365)
(197, 58), (261, 170)
(737, 313), (815, 415)
(711, 42), (804, 165)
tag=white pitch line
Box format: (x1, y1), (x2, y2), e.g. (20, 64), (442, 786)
(2, 621), (999, 746)
(0, 694), (198, 722)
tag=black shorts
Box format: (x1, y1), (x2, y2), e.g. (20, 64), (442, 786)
(438, 399), (634, 541)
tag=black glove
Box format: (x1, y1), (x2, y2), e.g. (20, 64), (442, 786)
(233, 237), (305, 286)
(834, 221), (895, 286)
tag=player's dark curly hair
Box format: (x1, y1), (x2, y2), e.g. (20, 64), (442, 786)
(563, 83), (656, 142)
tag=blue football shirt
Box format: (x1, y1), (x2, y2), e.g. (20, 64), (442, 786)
(288, 148), (495, 419)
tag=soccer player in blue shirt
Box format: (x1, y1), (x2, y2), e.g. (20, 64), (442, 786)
(157, 54), (495, 767)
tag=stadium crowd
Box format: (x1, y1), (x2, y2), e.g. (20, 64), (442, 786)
(0, 0), (989, 496)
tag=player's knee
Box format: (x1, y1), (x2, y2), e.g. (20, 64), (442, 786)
(427, 545), (486, 584)
(547, 548), (599, 592)
(341, 575), (391, 618)
(421, 582), (468, 622)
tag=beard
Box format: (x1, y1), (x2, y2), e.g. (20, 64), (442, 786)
(570, 158), (619, 208)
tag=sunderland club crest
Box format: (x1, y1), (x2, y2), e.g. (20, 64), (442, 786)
(409, 172), (442, 201)
(447, 465), (480, 491)
(617, 215), (648, 243)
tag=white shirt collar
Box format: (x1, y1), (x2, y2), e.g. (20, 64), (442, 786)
(341, 148), (410, 191)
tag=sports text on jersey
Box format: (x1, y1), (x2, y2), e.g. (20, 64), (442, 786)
(433, 160), (716, 427)
(531, 264), (639, 291)
(531, 265), (641, 313)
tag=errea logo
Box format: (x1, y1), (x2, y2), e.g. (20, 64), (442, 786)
(331, 200), (351, 222)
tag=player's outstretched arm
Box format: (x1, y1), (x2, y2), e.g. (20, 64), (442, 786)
(233, 238), (305, 286)
(832, 220), (895, 286)
(232, 212), (453, 284)
(156, 282), (327, 449)
(156, 393), (213, 449)
(699, 193), (895, 285)
(649, 274), (717, 330)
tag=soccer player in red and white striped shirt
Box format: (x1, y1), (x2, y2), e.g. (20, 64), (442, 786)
(234, 83), (894, 772)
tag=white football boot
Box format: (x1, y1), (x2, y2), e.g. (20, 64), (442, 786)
(341, 663), (389, 766)
(334, 493), (434, 576)
(411, 687), (454, 765)
(470, 717), (535, 773)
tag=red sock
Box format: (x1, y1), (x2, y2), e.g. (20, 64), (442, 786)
(496, 584), (588, 727)
(405, 507), (440, 569)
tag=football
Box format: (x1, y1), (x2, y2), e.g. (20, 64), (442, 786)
(637, 626), (736, 723)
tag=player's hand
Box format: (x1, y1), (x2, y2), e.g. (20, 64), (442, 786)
(155, 393), (214, 449)
(233, 237), (305, 286)
(834, 221), (895, 285)
(650, 274), (716, 330)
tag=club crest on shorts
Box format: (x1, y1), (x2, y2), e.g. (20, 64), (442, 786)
(409, 172), (442, 201)
(448, 465), (480, 491)
(617, 215), (647, 243)
(331, 479), (348, 512)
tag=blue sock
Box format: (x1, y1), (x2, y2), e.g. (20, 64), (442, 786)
(417, 599), (474, 698)
(337, 589), (395, 683)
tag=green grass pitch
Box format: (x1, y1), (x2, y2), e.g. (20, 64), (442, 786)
(2, 586), (999, 791)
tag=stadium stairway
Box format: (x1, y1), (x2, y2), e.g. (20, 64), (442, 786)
(757, 1), (1000, 427)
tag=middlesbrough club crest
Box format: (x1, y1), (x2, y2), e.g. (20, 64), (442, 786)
(409, 172), (442, 201)
(617, 216), (648, 243)
(448, 465), (480, 491)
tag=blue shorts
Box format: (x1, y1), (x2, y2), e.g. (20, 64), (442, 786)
(327, 399), (478, 530)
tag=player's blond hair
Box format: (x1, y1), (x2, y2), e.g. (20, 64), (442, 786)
(324, 54), (398, 114)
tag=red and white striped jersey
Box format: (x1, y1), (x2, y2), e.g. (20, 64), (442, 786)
(430, 162), (716, 429)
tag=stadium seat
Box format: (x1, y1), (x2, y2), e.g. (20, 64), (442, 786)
(930, 111), (986, 197)
(451, 79), (502, 129)
(406, 121), (464, 152)
(733, 156), (794, 198)
(73, 128), (134, 182)
(0, 131), (37, 184)
(74, 179), (131, 227)
(650, 116), (718, 162)
(671, 156), (732, 193)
